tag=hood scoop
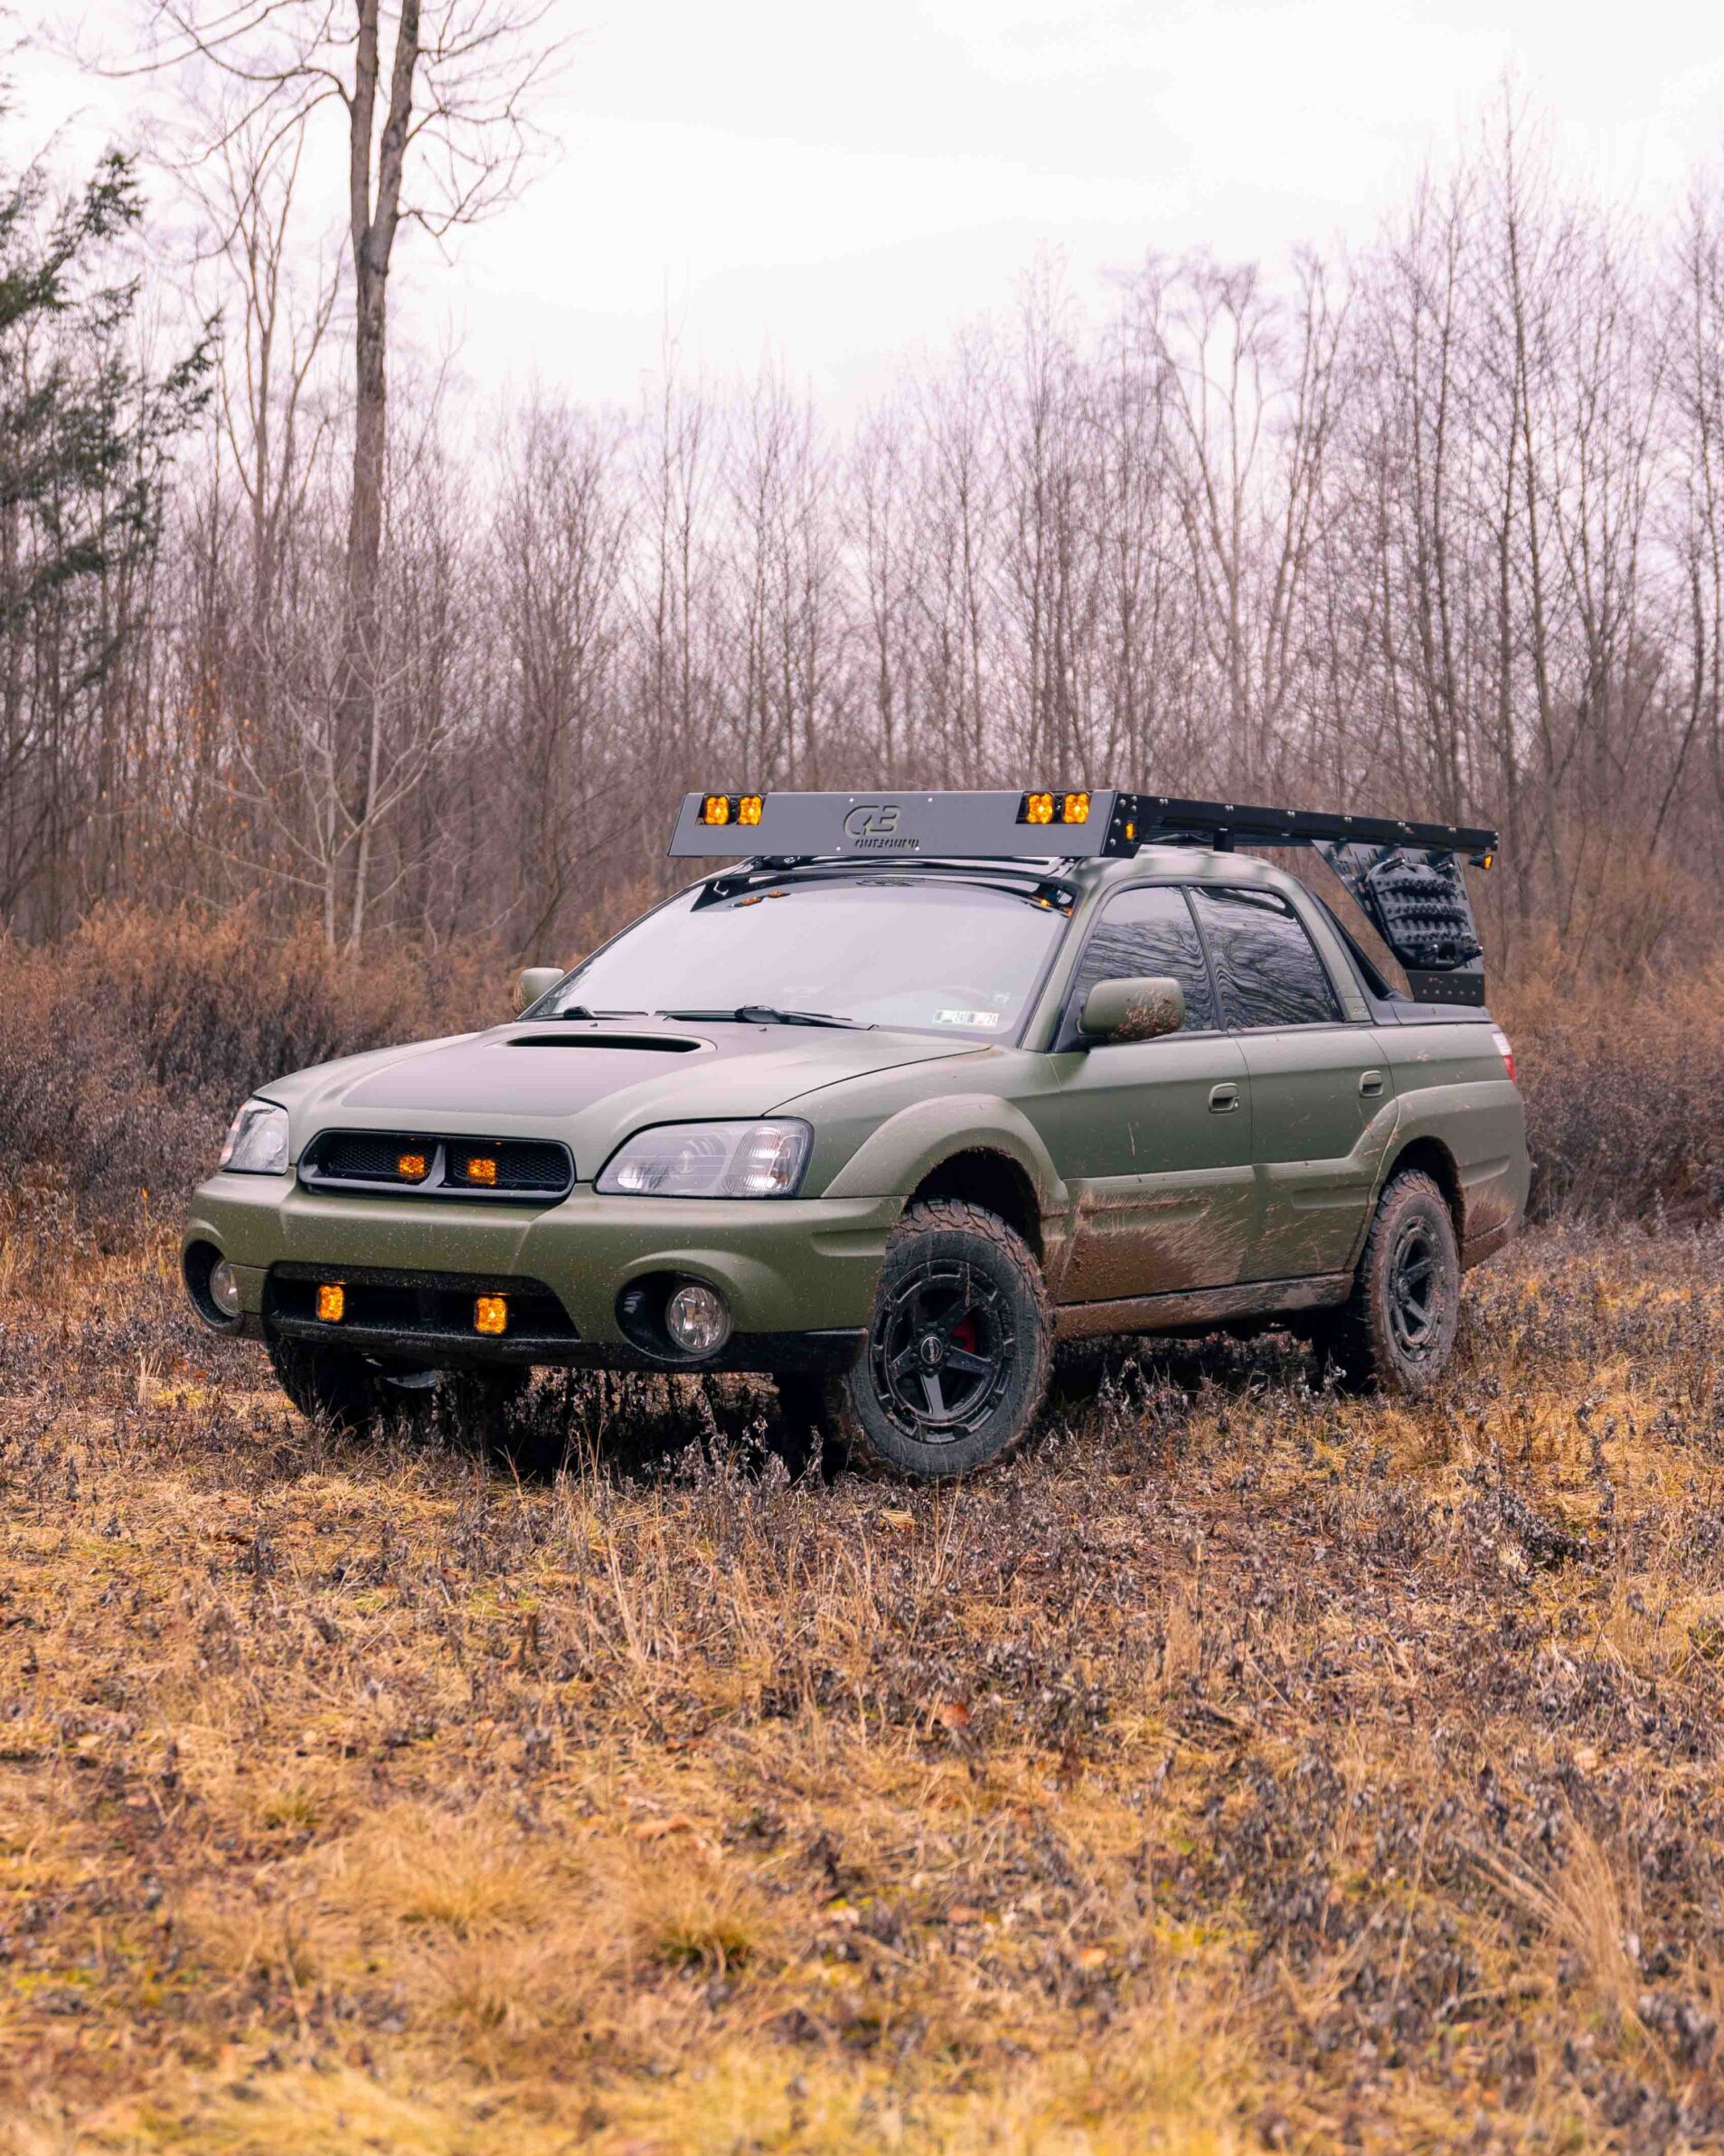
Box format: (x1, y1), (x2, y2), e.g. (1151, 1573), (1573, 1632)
(506, 1031), (705, 1053)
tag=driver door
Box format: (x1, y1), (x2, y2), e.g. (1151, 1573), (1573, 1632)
(1025, 884), (1254, 1303)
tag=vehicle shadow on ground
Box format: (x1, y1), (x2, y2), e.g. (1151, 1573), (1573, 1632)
(445, 1327), (1332, 1488)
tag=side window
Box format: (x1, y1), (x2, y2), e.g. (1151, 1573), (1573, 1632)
(1190, 887), (1342, 1029)
(1063, 885), (1217, 1041)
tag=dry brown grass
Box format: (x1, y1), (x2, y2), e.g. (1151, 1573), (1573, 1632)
(5, 1222), (1724, 2151)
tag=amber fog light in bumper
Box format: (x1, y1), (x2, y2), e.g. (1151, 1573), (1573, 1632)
(474, 1295), (508, 1336)
(316, 1284), (345, 1323)
(664, 1282), (730, 1356)
(208, 1259), (242, 1319)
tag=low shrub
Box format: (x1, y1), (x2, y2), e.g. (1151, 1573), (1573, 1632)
(0, 908), (503, 1229)
(1503, 967), (1724, 1221)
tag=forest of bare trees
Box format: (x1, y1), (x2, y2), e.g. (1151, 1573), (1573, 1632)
(6, 81), (1724, 978)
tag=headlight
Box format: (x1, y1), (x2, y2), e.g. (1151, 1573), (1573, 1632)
(596, 1119), (812, 1198)
(218, 1098), (290, 1175)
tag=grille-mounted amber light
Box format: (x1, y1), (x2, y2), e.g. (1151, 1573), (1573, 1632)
(474, 1295), (507, 1336)
(316, 1283), (345, 1323)
(463, 1155), (498, 1186)
(397, 1152), (427, 1181)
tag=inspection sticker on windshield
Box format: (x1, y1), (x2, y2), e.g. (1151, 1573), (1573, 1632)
(934, 1008), (1002, 1028)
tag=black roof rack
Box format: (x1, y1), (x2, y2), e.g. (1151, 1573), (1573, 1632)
(670, 786), (1499, 1009)
(1126, 795), (1496, 866)
(670, 788), (1497, 868)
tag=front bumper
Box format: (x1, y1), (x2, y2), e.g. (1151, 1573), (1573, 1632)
(183, 1172), (900, 1371)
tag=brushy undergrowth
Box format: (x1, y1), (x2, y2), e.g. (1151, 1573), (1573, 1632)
(2, 907), (1719, 1231)
(0, 909), (502, 1234)
(3, 1224), (1724, 2151)
(1497, 966), (1724, 1219)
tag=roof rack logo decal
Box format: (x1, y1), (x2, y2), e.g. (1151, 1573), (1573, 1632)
(843, 802), (917, 851)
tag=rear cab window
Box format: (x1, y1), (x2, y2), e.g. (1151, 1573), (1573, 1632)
(1189, 887), (1342, 1029)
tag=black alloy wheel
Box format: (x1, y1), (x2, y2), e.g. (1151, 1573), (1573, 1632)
(1385, 1213), (1441, 1358)
(871, 1255), (1014, 1442)
(798, 1198), (1053, 1481)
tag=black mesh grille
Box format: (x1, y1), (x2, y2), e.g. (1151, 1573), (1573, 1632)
(492, 1141), (570, 1190)
(302, 1132), (573, 1199)
(322, 1133), (427, 1182)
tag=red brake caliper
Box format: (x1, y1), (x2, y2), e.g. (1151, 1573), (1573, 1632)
(949, 1312), (979, 1354)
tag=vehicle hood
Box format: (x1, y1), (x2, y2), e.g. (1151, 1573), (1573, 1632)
(266, 1021), (979, 1180)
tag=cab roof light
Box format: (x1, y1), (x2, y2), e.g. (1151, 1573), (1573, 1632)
(701, 791), (768, 830)
(1016, 790), (1089, 827)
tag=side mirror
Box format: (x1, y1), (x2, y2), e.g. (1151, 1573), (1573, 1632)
(1078, 974), (1186, 1045)
(513, 965), (565, 1014)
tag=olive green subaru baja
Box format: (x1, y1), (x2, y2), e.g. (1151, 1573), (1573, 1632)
(183, 789), (1528, 1479)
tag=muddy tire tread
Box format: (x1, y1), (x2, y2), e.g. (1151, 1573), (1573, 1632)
(1321, 1169), (1460, 1396)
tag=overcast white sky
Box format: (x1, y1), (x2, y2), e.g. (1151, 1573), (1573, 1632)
(14, 0), (1724, 412)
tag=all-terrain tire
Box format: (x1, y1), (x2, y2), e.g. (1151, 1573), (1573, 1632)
(770, 1374), (849, 1480)
(1315, 1170), (1460, 1396)
(808, 1199), (1053, 1482)
(266, 1333), (384, 1433)
(265, 1334), (527, 1445)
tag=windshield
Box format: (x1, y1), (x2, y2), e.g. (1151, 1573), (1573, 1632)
(544, 878), (1067, 1039)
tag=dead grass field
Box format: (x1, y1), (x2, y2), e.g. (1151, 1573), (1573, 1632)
(4, 1220), (1724, 2153)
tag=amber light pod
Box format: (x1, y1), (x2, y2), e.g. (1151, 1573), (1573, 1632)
(397, 1152), (428, 1180)
(316, 1283), (345, 1323)
(1022, 791), (1054, 825)
(1061, 792), (1090, 824)
(701, 794), (731, 825)
(474, 1295), (507, 1336)
(464, 1155), (499, 1186)
(738, 794), (764, 825)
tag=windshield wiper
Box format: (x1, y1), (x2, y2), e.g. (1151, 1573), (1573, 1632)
(658, 1004), (869, 1029)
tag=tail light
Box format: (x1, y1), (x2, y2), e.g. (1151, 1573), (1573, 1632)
(1492, 1028), (1517, 1085)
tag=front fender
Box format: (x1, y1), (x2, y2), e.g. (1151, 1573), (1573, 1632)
(821, 1093), (1068, 1218)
